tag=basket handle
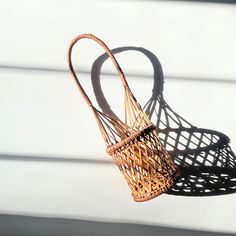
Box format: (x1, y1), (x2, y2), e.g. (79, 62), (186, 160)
(67, 33), (130, 108)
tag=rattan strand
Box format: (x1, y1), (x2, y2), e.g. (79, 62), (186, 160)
(67, 34), (179, 202)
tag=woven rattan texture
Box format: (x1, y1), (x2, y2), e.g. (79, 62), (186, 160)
(107, 125), (179, 201)
(67, 34), (179, 201)
(89, 45), (236, 196)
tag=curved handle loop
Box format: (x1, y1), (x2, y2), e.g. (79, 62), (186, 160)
(67, 33), (130, 108)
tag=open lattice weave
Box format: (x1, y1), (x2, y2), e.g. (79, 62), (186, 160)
(144, 96), (236, 196)
(89, 46), (236, 196)
(67, 34), (179, 201)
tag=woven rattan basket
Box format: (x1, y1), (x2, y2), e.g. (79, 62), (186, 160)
(67, 34), (179, 202)
(89, 46), (236, 196)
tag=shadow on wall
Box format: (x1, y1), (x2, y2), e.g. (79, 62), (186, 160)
(91, 46), (236, 197)
(0, 214), (235, 236)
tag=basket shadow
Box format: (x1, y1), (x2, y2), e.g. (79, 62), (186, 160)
(91, 46), (236, 197)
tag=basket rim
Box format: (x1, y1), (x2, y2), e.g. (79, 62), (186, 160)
(106, 124), (155, 155)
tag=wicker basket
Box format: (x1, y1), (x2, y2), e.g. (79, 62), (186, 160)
(89, 45), (236, 196)
(67, 34), (179, 202)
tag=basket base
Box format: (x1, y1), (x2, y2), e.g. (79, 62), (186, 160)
(132, 170), (181, 202)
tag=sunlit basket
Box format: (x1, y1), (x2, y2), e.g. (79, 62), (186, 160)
(89, 45), (236, 196)
(67, 34), (179, 202)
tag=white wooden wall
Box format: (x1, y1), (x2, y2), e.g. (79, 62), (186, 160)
(0, 0), (236, 234)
